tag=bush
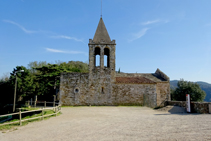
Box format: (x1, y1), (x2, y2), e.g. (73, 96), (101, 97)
(171, 79), (206, 102)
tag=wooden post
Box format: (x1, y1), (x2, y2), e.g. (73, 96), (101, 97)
(19, 109), (22, 126)
(34, 100), (36, 108)
(35, 95), (37, 108)
(42, 108), (44, 120)
(35, 95), (37, 102)
(28, 100), (30, 106)
(44, 101), (46, 108)
(31, 98), (32, 106)
(53, 95), (56, 107)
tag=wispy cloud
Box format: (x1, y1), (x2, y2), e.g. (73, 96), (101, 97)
(129, 28), (149, 42)
(50, 35), (85, 44)
(46, 48), (87, 55)
(3, 20), (37, 34)
(141, 20), (160, 25)
(141, 19), (169, 25)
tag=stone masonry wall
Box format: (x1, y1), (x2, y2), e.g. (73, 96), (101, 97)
(60, 72), (158, 107)
(88, 67), (113, 105)
(166, 101), (211, 114)
(112, 84), (157, 107)
(59, 73), (89, 106)
(156, 82), (170, 106)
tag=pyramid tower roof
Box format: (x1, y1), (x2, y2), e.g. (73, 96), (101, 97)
(93, 18), (111, 43)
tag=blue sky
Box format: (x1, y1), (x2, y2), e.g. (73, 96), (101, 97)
(0, 0), (211, 83)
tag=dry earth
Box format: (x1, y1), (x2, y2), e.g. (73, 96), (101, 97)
(0, 106), (211, 141)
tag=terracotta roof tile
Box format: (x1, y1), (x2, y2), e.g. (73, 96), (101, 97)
(115, 77), (156, 84)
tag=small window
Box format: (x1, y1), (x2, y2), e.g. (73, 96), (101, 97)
(74, 88), (80, 93)
(101, 87), (104, 94)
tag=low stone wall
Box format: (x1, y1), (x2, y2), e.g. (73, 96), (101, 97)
(166, 101), (211, 114)
(192, 102), (211, 114)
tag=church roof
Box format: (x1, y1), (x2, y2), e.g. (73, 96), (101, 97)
(115, 73), (169, 82)
(93, 18), (111, 43)
(115, 77), (156, 84)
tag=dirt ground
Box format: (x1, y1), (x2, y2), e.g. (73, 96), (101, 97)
(0, 106), (211, 141)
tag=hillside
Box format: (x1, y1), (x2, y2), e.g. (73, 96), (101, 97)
(170, 80), (211, 102)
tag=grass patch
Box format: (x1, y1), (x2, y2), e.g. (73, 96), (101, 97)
(20, 107), (40, 111)
(0, 108), (61, 132)
(0, 116), (12, 122)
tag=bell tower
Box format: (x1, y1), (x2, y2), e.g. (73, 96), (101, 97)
(88, 18), (116, 83)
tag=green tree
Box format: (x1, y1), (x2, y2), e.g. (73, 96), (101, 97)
(33, 61), (88, 100)
(27, 61), (48, 74)
(34, 64), (65, 98)
(118, 68), (120, 73)
(171, 79), (206, 102)
(0, 61), (89, 104)
(9, 66), (36, 101)
(0, 66), (35, 114)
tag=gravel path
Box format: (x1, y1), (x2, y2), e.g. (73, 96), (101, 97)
(0, 106), (211, 141)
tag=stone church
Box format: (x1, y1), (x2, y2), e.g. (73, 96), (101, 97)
(59, 18), (170, 108)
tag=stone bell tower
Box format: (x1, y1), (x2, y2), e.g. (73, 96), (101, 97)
(88, 18), (116, 83)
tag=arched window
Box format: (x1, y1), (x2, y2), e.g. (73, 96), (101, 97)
(94, 47), (101, 67)
(104, 48), (110, 67)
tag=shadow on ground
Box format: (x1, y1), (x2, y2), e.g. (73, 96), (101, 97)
(154, 106), (201, 115)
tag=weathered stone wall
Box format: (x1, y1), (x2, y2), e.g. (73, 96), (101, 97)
(60, 72), (158, 107)
(59, 73), (89, 106)
(60, 68), (114, 106)
(155, 68), (169, 81)
(112, 84), (157, 107)
(156, 82), (170, 106)
(192, 102), (211, 114)
(88, 67), (113, 105)
(166, 101), (211, 114)
(88, 40), (116, 83)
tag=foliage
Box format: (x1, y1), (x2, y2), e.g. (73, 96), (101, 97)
(171, 79), (206, 102)
(0, 61), (88, 112)
(27, 61), (49, 74)
(10, 66), (36, 100)
(0, 109), (61, 131)
(195, 81), (211, 102)
(117, 68), (120, 73)
(170, 80), (211, 102)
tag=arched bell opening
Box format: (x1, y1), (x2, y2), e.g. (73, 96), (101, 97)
(104, 48), (110, 68)
(94, 47), (101, 67)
